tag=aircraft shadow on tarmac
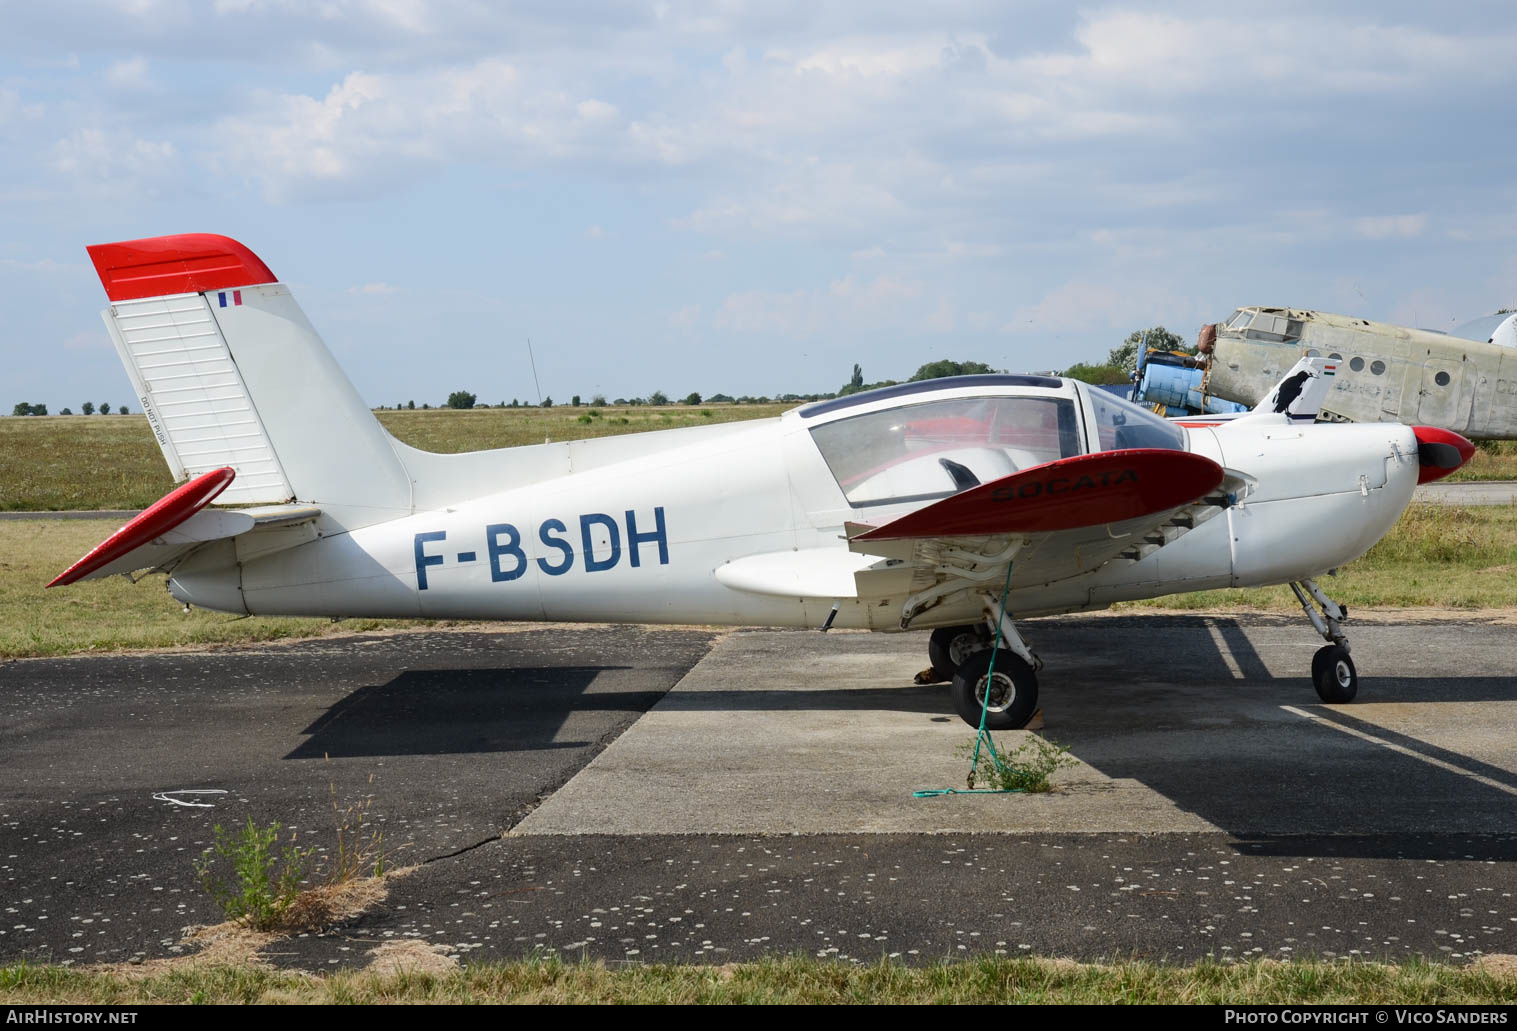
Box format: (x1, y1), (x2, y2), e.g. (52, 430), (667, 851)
(285, 665), (652, 759)
(1028, 615), (1517, 860)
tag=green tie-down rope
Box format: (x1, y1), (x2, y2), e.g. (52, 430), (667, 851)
(914, 561), (1029, 798)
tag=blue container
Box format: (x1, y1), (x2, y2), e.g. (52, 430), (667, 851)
(1135, 361), (1249, 415)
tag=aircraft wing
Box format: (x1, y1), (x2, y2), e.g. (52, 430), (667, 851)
(716, 449), (1236, 609)
(48, 467), (322, 587)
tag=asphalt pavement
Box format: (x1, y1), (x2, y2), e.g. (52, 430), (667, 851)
(3, 616), (1516, 969)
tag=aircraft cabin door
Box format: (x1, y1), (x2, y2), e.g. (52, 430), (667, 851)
(1417, 358), (1472, 432)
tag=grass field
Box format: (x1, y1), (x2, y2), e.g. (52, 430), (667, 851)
(6, 503), (1515, 659)
(1134, 502), (1517, 611)
(2, 407), (1515, 511)
(0, 518), (445, 658)
(0, 405), (790, 511)
(3, 955), (1515, 1005)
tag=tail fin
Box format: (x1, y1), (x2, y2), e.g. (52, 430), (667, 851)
(1237, 355), (1338, 425)
(88, 234), (411, 529)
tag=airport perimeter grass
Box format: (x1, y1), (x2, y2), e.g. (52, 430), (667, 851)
(3, 955), (1515, 1005)
(1, 407), (1514, 511)
(1136, 503), (1517, 611)
(5, 503), (1517, 658)
(0, 520), (443, 658)
(0, 405), (789, 511)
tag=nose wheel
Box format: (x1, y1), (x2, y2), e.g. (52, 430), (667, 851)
(1293, 579), (1358, 704)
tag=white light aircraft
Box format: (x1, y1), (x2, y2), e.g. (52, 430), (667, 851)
(53, 235), (1477, 729)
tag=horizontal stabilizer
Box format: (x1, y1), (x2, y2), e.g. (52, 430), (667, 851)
(854, 449), (1225, 541)
(49, 477), (326, 587)
(49, 467), (236, 586)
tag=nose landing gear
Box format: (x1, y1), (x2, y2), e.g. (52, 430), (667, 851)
(1292, 578), (1358, 703)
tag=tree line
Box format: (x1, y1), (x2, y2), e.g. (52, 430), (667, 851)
(10, 402), (129, 416)
(12, 328), (1191, 417)
(401, 331), (1194, 411)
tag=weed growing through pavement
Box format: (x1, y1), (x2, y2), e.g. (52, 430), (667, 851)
(194, 818), (312, 931)
(323, 781), (392, 883)
(195, 775), (409, 934)
(957, 734), (1080, 793)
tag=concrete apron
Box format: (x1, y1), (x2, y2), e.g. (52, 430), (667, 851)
(515, 618), (1517, 837)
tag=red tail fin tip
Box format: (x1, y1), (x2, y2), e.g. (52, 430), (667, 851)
(86, 234), (276, 301)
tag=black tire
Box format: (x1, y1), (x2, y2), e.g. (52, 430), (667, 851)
(1311, 644), (1358, 703)
(928, 625), (989, 680)
(950, 649), (1039, 730)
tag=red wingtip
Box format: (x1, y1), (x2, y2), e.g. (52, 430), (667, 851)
(47, 468), (236, 587)
(86, 234), (276, 302)
(1412, 426), (1477, 484)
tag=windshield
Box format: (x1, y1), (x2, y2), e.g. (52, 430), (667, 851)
(809, 395), (1082, 507)
(1086, 390), (1188, 451)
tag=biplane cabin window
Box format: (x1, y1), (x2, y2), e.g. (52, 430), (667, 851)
(1223, 308), (1304, 343)
(809, 395), (1082, 507)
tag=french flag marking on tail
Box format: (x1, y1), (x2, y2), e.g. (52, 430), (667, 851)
(217, 290), (242, 308)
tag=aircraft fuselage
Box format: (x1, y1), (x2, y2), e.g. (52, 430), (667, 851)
(168, 387), (1421, 630)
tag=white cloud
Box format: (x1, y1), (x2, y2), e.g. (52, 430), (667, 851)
(209, 59), (654, 199)
(78, 5), (1499, 246)
(783, 37), (950, 78)
(49, 128), (177, 188)
(1006, 279), (1209, 337)
(712, 273), (951, 336)
(1353, 214), (1428, 239)
(4, 3), (1517, 409)
(105, 57), (150, 90)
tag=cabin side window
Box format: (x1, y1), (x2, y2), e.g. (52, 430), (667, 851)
(809, 396), (1082, 507)
(1085, 391), (1189, 452)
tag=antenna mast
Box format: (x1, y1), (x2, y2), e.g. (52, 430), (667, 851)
(526, 336), (544, 407)
(525, 336), (548, 443)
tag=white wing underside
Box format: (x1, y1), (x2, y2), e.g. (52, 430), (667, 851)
(714, 476), (1243, 606)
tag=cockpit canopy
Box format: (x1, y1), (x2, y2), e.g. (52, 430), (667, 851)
(1222, 307), (1304, 344)
(802, 376), (1186, 508)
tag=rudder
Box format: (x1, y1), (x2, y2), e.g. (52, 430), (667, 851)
(89, 234), (412, 529)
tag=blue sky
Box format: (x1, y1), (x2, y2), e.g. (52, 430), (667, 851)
(3, 1), (1515, 411)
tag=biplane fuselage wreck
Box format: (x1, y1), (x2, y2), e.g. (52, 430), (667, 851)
(1201, 307), (1517, 438)
(54, 235), (1475, 729)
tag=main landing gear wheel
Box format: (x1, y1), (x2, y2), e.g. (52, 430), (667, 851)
(951, 650), (1039, 730)
(928, 625), (989, 681)
(1311, 644), (1358, 703)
